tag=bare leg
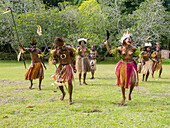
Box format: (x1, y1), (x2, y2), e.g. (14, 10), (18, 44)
(128, 84), (135, 101)
(152, 63), (156, 78)
(59, 86), (65, 101)
(159, 66), (162, 78)
(83, 73), (88, 85)
(68, 80), (73, 105)
(78, 73), (81, 85)
(29, 80), (33, 89)
(38, 68), (43, 90)
(152, 71), (155, 78)
(145, 72), (149, 82)
(142, 74), (145, 81)
(91, 70), (94, 79)
(121, 87), (126, 105)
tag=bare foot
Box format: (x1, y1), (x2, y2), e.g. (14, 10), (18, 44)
(79, 81), (81, 85)
(121, 98), (126, 105)
(128, 94), (131, 101)
(145, 80), (147, 82)
(29, 85), (32, 89)
(69, 99), (73, 105)
(83, 82), (88, 85)
(60, 93), (66, 101)
(159, 76), (161, 78)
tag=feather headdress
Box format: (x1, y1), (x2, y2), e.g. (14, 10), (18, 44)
(30, 37), (37, 45)
(120, 31), (133, 43)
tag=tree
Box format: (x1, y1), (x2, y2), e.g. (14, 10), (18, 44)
(130, 0), (169, 47)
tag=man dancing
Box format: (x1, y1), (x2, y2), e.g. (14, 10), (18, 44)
(52, 36), (76, 105)
(19, 37), (46, 90)
(104, 31), (139, 105)
(89, 45), (97, 79)
(152, 43), (162, 78)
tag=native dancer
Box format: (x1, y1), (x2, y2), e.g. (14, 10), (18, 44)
(137, 43), (153, 82)
(52, 36), (76, 105)
(76, 38), (91, 85)
(89, 45), (97, 79)
(104, 31), (139, 105)
(19, 37), (46, 90)
(152, 43), (162, 78)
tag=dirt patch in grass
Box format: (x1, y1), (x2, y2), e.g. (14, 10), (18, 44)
(0, 79), (27, 87)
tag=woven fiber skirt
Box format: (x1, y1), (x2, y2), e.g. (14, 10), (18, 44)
(116, 61), (138, 88)
(25, 62), (44, 80)
(76, 57), (91, 73)
(141, 60), (153, 75)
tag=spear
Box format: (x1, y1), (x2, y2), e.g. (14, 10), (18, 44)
(37, 25), (68, 91)
(2, 7), (26, 69)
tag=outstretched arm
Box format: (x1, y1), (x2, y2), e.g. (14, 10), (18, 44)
(104, 40), (112, 54)
(19, 42), (30, 52)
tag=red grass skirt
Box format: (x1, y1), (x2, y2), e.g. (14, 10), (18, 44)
(53, 64), (74, 86)
(116, 61), (138, 88)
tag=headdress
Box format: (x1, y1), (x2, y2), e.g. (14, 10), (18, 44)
(78, 38), (87, 45)
(120, 31), (133, 43)
(143, 42), (152, 47)
(54, 36), (66, 46)
(30, 37), (37, 45)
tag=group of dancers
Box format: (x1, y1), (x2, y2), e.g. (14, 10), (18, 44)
(19, 37), (97, 104)
(19, 31), (162, 105)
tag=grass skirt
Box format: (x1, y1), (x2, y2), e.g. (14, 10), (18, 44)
(90, 59), (96, 71)
(152, 60), (162, 71)
(25, 62), (44, 80)
(140, 60), (152, 75)
(76, 57), (91, 73)
(116, 61), (138, 88)
(53, 64), (74, 86)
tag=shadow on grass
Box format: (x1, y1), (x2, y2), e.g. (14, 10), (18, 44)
(146, 80), (170, 84)
(88, 83), (117, 87)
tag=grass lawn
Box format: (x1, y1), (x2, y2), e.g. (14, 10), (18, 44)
(0, 58), (169, 128)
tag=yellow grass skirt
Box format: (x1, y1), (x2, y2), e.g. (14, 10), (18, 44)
(25, 62), (44, 80)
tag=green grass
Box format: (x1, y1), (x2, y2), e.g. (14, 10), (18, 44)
(0, 59), (169, 128)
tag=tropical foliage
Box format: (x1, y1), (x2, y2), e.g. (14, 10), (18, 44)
(0, 0), (169, 60)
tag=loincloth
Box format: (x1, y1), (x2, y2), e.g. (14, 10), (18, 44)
(90, 59), (96, 71)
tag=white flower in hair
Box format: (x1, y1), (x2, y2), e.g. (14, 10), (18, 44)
(78, 38), (87, 43)
(120, 31), (133, 43)
(144, 43), (152, 47)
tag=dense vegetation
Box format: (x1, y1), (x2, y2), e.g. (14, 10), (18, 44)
(0, 0), (169, 60)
